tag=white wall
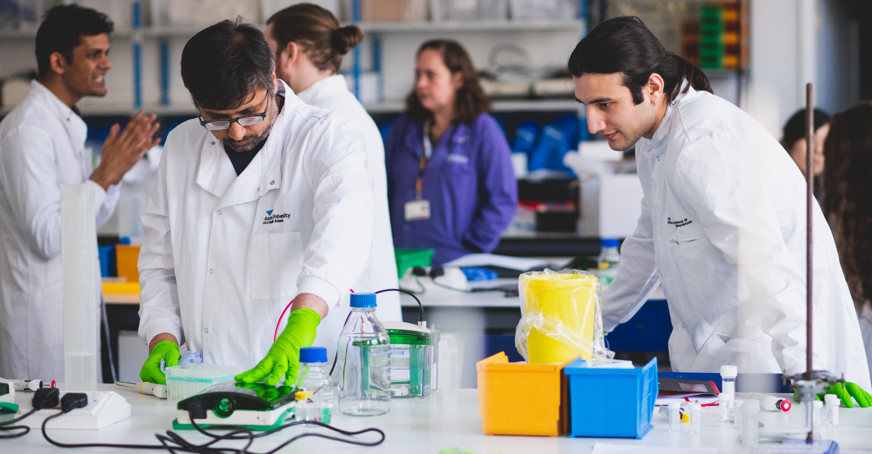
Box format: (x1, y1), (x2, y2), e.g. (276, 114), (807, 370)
(746, 0), (810, 138)
(367, 28), (584, 103)
(745, 0), (861, 138)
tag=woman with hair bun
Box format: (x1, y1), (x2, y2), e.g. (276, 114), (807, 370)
(265, 4), (401, 332)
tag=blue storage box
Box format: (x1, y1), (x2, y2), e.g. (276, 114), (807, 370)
(98, 245), (116, 277)
(565, 357), (658, 439)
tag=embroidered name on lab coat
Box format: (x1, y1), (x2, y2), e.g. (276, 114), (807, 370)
(263, 210), (291, 224)
(667, 217), (692, 227)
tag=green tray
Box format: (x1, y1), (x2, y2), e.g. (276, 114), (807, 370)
(394, 248), (435, 278)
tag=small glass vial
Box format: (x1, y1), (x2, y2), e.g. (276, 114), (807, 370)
(812, 400), (823, 429)
(720, 365), (737, 422)
(690, 402), (701, 433)
(825, 394), (840, 427)
(668, 401), (681, 432)
(294, 346), (334, 423)
(741, 399), (760, 450)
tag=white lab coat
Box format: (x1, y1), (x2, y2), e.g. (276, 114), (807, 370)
(0, 81), (118, 379)
(859, 305), (872, 387)
(295, 76), (401, 343)
(603, 85), (871, 389)
(137, 81), (375, 368)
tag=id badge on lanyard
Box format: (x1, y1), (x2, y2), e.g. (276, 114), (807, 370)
(404, 120), (433, 221)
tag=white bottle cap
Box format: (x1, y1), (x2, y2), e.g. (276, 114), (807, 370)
(720, 365), (738, 378)
(668, 401), (681, 410)
(824, 395), (840, 406)
(813, 400), (823, 410)
(741, 399), (760, 415)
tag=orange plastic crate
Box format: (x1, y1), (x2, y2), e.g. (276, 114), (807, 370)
(115, 245), (141, 282)
(476, 352), (573, 437)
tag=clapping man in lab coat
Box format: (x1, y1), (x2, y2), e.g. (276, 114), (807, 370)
(0, 4), (160, 379)
(569, 17), (871, 406)
(137, 19), (374, 387)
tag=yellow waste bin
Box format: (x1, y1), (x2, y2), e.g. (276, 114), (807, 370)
(520, 272), (599, 364)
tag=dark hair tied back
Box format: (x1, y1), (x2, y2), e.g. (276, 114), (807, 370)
(332, 25), (363, 55)
(568, 16), (712, 104)
(267, 4), (362, 74)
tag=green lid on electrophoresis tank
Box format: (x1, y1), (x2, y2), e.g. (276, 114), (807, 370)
(383, 321), (431, 345)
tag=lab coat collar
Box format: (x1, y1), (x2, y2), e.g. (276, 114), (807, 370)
(30, 80), (87, 151)
(295, 75), (348, 106)
(643, 80), (697, 158)
(195, 80), (297, 207)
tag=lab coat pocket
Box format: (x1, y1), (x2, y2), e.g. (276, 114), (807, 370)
(250, 231), (303, 301)
(668, 237), (699, 247)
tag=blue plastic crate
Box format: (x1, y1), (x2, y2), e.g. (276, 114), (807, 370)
(98, 245), (116, 277)
(565, 357), (658, 439)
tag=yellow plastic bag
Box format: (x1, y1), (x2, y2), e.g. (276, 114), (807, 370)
(516, 269), (612, 364)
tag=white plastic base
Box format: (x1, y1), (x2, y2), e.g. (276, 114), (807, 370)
(25, 391), (131, 430)
(175, 402), (295, 427)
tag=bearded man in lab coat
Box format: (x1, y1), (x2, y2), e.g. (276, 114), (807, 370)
(137, 19), (374, 387)
(0, 4), (160, 379)
(570, 17), (871, 405)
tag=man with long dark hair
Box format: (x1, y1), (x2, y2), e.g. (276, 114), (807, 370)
(136, 19), (374, 387)
(571, 17), (870, 405)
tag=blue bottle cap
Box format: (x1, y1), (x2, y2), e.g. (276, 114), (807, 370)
(350, 293), (377, 308)
(299, 346), (328, 363)
(601, 238), (620, 248)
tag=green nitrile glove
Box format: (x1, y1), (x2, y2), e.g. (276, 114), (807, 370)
(235, 308), (321, 386)
(822, 382), (872, 408)
(140, 340), (180, 385)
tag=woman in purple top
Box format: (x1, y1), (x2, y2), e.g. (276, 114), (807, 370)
(385, 40), (518, 266)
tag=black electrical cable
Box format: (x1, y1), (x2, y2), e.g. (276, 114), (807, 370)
(398, 276), (426, 295)
(0, 425), (29, 439)
(376, 287), (424, 324)
(40, 407), (385, 453)
(42, 410), (170, 450)
(186, 409), (386, 453)
(0, 407), (38, 439)
(0, 407), (37, 427)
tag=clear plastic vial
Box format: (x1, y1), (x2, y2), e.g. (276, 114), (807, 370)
(294, 346), (334, 423)
(690, 402), (701, 433)
(741, 399), (760, 450)
(668, 401), (681, 432)
(597, 238), (621, 289)
(720, 365), (737, 422)
(336, 293), (391, 416)
(825, 394), (839, 427)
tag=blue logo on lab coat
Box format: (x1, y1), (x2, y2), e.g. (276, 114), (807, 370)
(263, 210), (290, 225)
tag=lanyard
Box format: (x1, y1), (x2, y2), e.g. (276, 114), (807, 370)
(416, 121), (433, 201)
(416, 120), (457, 201)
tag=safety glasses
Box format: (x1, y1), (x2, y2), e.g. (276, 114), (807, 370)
(198, 94), (270, 131)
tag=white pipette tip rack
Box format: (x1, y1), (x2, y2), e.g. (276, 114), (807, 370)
(165, 365), (239, 401)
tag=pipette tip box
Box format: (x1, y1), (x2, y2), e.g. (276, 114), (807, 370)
(165, 365), (239, 401)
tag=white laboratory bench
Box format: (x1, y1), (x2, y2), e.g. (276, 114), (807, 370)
(3, 385), (872, 453)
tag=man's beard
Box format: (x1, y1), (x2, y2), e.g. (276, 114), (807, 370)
(222, 97), (278, 153)
(223, 127), (271, 153)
